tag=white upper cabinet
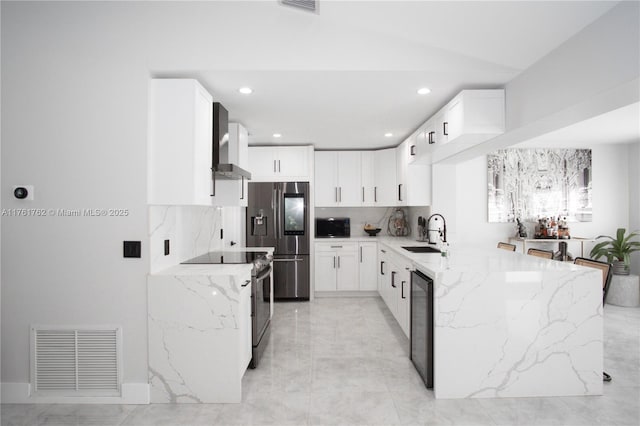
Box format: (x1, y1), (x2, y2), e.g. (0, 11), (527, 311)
(148, 79), (213, 206)
(314, 151), (339, 206)
(315, 151), (362, 207)
(211, 123), (249, 207)
(248, 146), (312, 182)
(374, 148), (397, 206)
(434, 110), (449, 146)
(444, 89), (505, 146)
(407, 89), (505, 165)
(338, 152), (363, 206)
(396, 140), (431, 206)
(360, 151), (376, 206)
(396, 141), (408, 205)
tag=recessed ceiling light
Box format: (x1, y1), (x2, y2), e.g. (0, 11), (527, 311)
(417, 87), (431, 95)
(384, 133), (393, 137)
(273, 133), (282, 138)
(238, 87), (253, 95)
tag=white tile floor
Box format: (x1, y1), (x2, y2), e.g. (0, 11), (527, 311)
(2, 297), (639, 426)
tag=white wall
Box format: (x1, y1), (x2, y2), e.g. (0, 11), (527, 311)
(1, 2), (150, 386)
(629, 142), (640, 274)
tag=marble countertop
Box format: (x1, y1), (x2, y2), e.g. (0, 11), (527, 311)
(374, 237), (581, 279)
(373, 239), (603, 399)
(150, 246), (274, 277)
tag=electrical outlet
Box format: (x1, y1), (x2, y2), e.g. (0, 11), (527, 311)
(123, 241), (141, 258)
(164, 239), (170, 256)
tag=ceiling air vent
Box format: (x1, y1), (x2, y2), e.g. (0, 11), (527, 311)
(280, 0), (318, 14)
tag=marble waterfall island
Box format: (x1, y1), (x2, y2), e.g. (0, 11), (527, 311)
(148, 264), (254, 403)
(420, 248), (603, 399)
(378, 238), (605, 399)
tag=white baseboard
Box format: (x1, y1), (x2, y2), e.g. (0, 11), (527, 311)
(1, 382), (150, 404)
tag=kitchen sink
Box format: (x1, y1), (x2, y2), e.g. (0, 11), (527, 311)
(402, 246), (441, 253)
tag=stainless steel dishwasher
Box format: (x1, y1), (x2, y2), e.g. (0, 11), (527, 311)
(410, 269), (434, 389)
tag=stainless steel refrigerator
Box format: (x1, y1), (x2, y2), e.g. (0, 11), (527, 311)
(246, 182), (310, 300)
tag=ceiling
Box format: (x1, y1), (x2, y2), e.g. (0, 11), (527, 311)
(155, 1), (622, 150)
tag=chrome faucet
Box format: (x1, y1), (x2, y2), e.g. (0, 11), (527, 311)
(427, 213), (447, 244)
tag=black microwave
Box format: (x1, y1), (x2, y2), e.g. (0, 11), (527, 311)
(316, 217), (350, 238)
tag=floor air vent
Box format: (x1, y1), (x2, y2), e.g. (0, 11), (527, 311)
(280, 0), (318, 13)
(31, 327), (122, 396)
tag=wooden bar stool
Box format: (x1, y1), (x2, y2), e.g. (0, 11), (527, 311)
(497, 242), (516, 251)
(574, 257), (613, 382)
(527, 248), (554, 259)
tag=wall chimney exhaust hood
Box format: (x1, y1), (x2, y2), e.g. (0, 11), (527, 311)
(213, 103), (251, 180)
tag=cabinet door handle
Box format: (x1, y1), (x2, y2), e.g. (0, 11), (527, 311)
(273, 160), (276, 173)
(242, 280), (251, 287)
(339, 187), (342, 202)
(330, 245), (343, 248)
(337, 256), (341, 268)
(360, 246), (363, 263)
(380, 261), (385, 275)
(362, 187), (365, 202)
(429, 131), (435, 144)
(278, 160), (281, 172)
(401, 281), (406, 299)
(410, 145), (416, 156)
(398, 184), (403, 202)
(240, 176), (245, 200)
(335, 187), (338, 203)
(391, 271), (396, 288)
(374, 186), (377, 202)
(333, 256), (336, 269)
(443, 122), (448, 136)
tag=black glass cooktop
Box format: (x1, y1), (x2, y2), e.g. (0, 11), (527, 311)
(181, 251), (268, 264)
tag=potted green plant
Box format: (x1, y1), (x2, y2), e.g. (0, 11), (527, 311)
(590, 228), (640, 275)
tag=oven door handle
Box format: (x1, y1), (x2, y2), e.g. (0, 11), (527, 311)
(255, 265), (273, 282)
(272, 258), (303, 262)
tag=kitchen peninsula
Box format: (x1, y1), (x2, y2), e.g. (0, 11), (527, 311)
(148, 248), (274, 404)
(377, 237), (603, 399)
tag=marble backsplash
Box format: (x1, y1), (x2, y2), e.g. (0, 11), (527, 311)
(149, 206), (224, 273)
(315, 206), (431, 238)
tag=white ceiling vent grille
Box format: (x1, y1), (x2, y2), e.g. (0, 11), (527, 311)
(31, 327), (121, 396)
(280, 0), (318, 14)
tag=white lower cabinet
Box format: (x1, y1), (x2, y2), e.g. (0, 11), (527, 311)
(395, 262), (411, 338)
(315, 242), (359, 292)
(358, 242), (378, 291)
(377, 244), (411, 338)
(378, 247), (392, 303)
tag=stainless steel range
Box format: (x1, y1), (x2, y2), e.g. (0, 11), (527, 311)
(181, 250), (272, 368)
